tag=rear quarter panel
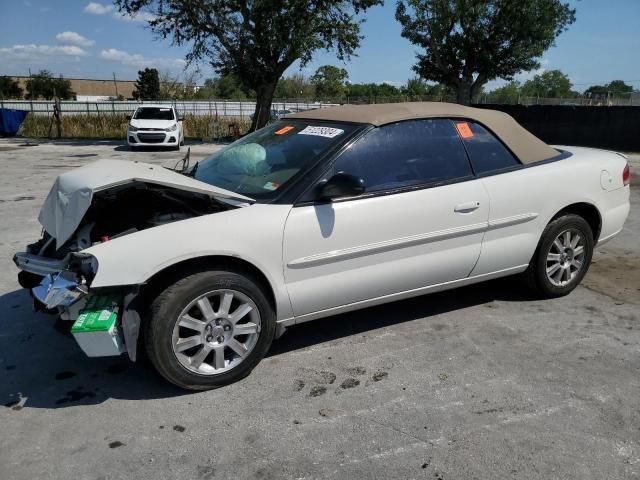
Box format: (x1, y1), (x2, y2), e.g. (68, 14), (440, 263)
(472, 146), (630, 276)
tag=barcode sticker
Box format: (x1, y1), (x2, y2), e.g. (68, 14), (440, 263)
(298, 126), (344, 138)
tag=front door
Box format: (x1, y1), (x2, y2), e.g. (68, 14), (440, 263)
(283, 118), (490, 318)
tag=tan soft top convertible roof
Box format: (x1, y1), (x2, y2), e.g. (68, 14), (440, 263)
(286, 102), (558, 164)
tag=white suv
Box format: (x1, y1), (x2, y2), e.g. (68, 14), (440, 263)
(127, 105), (184, 150)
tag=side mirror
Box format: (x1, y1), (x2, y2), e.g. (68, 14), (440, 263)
(126, 115), (131, 120)
(316, 172), (365, 201)
(178, 116), (184, 122)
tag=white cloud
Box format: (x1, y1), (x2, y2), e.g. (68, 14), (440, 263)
(84, 2), (113, 15)
(84, 1), (156, 23)
(100, 48), (186, 70)
(118, 11), (157, 23)
(55, 31), (95, 48)
(0, 44), (88, 61)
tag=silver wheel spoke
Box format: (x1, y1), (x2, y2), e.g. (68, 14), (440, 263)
(571, 259), (583, 269)
(553, 268), (563, 283)
(547, 263), (561, 276)
(213, 346), (225, 369)
(553, 239), (563, 252)
(228, 339), (248, 357)
(197, 298), (216, 321)
(563, 231), (571, 247)
(547, 253), (561, 262)
(233, 322), (258, 336)
(574, 246), (584, 256)
(219, 292), (234, 315)
(230, 303), (253, 324)
(570, 234), (580, 248)
(178, 315), (206, 332)
(190, 345), (212, 369)
(175, 335), (202, 352)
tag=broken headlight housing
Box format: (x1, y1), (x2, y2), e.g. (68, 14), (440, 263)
(69, 252), (99, 284)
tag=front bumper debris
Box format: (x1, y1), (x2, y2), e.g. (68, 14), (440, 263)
(32, 273), (87, 309)
(14, 251), (71, 276)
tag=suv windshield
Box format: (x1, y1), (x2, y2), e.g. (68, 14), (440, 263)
(193, 120), (358, 200)
(134, 107), (175, 120)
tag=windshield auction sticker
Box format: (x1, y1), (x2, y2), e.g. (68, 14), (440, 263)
(275, 125), (295, 135)
(455, 122), (474, 139)
(298, 126), (344, 138)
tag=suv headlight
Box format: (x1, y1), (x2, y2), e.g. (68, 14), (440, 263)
(164, 123), (178, 132)
(128, 125), (138, 132)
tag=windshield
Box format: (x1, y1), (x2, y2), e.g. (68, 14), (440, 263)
(193, 120), (358, 200)
(134, 107), (175, 120)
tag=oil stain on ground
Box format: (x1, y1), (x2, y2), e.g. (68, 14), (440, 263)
(308, 386), (327, 397)
(108, 441), (125, 449)
(340, 378), (360, 389)
(55, 371), (77, 380)
(55, 387), (97, 405)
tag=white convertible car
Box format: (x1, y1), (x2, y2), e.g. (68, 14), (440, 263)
(14, 103), (630, 390)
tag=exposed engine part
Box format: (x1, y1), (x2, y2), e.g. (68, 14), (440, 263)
(32, 182), (231, 259)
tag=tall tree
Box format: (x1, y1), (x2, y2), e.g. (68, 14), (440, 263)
(520, 70), (575, 98)
(274, 73), (315, 99)
(310, 65), (349, 99)
(396, 0), (576, 105)
(133, 68), (161, 100)
(25, 70), (74, 100)
(115, 0), (382, 131)
(0, 76), (23, 99)
(585, 80), (634, 99)
(487, 80), (521, 101)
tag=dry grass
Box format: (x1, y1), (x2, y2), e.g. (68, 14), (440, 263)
(18, 114), (251, 140)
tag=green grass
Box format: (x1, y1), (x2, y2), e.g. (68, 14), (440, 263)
(18, 113), (251, 140)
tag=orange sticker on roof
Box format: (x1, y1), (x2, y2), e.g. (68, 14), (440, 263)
(455, 122), (474, 139)
(275, 125), (295, 135)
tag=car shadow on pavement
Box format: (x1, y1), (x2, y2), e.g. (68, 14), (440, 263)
(269, 277), (538, 357)
(0, 288), (187, 411)
(0, 277), (536, 410)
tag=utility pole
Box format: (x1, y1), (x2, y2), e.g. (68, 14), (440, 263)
(113, 72), (119, 98)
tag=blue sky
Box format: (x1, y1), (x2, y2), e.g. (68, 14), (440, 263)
(1, 0), (639, 92)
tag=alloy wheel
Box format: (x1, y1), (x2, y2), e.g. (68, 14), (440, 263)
(545, 228), (586, 287)
(171, 289), (261, 375)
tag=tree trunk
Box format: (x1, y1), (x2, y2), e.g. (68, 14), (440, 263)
(250, 81), (277, 132)
(456, 82), (473, 105)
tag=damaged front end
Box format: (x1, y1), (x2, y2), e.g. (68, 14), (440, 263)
(14, 159), (254, 360)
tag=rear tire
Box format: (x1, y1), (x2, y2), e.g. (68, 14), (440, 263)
(144, 269), (276, 390)
(523, 214), (594, 298)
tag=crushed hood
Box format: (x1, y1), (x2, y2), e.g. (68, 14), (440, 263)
(39, 159), (254, 249)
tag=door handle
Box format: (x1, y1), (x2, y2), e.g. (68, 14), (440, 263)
(454, 201), (481, 213)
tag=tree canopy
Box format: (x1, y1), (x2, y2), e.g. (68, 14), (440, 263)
(310, 65), (349, 99)
(116, 0), (382, 130)
(585, 80), (634, 99)
(0, 76), (23, 99)
(396, 0), (576, 104)
(25, 70), (74, 100)
(520, 70), (577, 98)
(133, 68), (161, 100)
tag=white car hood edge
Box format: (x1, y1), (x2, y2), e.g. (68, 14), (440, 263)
(38, 159), (255, 249)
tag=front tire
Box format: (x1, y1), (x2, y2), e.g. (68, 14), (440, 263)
(524, 214), (594, 298)
(144, 269), (276, 390)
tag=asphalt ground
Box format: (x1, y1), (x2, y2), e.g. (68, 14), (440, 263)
(0, 139), (638, 480)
